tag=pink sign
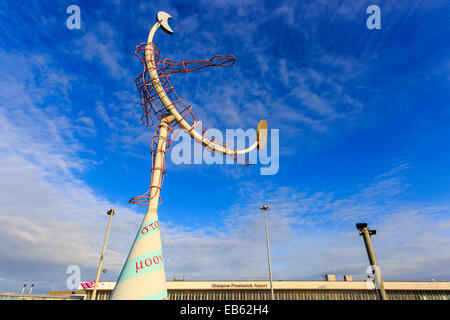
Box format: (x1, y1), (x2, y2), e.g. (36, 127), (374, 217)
(79, 281), (115, 290)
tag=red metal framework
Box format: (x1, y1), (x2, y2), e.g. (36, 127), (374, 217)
(130, 43), (250, 205)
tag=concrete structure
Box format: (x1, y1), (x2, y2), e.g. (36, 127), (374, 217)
(325, 274), (337, 281)
(344, 275), (353, 282)
(49, 279), (450, 300)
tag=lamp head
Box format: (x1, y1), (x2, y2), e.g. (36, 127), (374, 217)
(356, 223), (377, 236)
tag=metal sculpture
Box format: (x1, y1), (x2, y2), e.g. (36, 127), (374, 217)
(110, 11), (268, 300)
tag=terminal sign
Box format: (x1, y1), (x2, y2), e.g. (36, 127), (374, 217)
(211, 282), (268, 289)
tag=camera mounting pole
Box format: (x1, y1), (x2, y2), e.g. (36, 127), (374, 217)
(356, 223), (388, 300)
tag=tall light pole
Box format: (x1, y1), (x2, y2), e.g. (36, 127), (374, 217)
(92, 208), (115, 300)
(356, 223), (388, 300)
(259, 205), (274, 300)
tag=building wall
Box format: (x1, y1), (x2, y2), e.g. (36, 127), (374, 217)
(168, 289), (450, 300)
(76, 281), (450, 300)
(81, 288), (450, 300)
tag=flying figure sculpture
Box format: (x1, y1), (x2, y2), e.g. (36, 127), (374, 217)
(110, 11), (268, 300)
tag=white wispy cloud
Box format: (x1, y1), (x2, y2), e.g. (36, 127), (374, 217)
(1, 69), (448, 293)
(71, 21), (131, 81)
(0, 48), (144, 293)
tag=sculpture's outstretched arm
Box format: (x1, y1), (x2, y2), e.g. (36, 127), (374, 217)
(162, 55), (236, 75)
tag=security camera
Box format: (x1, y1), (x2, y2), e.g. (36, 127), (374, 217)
(356, 223), (368, 230)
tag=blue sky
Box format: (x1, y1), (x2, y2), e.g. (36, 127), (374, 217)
(0, 1), (449, 294)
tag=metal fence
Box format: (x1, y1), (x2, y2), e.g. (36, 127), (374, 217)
(167, 289), (450, 300)
(3, 289), (448, 300)
(0, 293), (85, 300)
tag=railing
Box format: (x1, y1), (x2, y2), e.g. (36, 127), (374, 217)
(0, 293), (85, 300)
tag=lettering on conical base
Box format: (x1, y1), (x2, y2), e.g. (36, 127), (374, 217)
(110, 210), (167, 300)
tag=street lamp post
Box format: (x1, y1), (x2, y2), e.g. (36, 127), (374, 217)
(356, 223), (388, 300)
(259, 205), (274, 300)
(92, 208), (115, 300)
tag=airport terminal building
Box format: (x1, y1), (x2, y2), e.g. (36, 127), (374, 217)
(49, 276), (450, 300)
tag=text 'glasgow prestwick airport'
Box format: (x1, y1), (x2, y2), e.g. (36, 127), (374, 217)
(211, 283), (268, 289)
